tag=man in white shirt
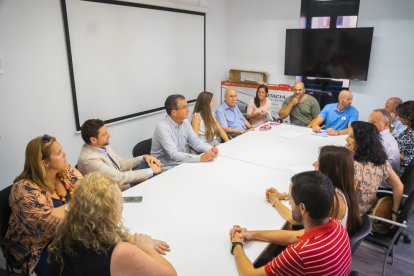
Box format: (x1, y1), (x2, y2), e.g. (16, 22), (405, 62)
(151, 94), (218, 170)
(78, 119), (162, 190)
(368, 109), (400, 174)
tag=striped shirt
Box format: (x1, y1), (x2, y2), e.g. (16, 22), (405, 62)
(265, 218), (351, 276)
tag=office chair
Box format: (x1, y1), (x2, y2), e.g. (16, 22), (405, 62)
(0, 185), (31, 275)
(364, 190), (414, 276)
(350, 214), (372, 255)
(132, 138), (152, 157)
(399, 158), (414, 244)
(236, 100), (248, 119)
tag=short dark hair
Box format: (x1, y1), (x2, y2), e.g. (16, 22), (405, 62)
(351, 121), (387, 165)
(165, 94), (185, 115)
(396, 100), (414, 128)
(290, 171), (334, 220)
(81, 119), (105, 144)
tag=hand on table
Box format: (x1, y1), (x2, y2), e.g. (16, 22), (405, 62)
(312, 126), (322, 133)
(153, 239), (171, 255)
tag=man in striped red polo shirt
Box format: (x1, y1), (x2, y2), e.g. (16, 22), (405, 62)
(229, 171), (351, 276)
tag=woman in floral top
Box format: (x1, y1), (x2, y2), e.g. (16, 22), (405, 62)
(345, 122), (403, 219)
(396, 101), (414, 177)
(6, 135), (82, 275)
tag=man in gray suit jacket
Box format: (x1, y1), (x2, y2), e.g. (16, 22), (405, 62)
(77, 119), (161, 190)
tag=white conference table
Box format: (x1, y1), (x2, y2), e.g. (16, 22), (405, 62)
(219, 123), (346, 173)
(122, 124), (347, 275)
(122, 156), (293, 276)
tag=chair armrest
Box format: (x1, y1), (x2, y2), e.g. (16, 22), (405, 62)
(376, 189), (408, 198)
(0, 237), (31, 268)
(368, 215), (407, 228)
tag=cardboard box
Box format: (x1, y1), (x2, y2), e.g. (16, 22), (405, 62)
(228, 69), (269, 84)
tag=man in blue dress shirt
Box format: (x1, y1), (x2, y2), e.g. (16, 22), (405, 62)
(309, 90), (359, 136)
(151, 94), (218, 170)
(215, 88), (253, 137)
(384, 97), (407, 138)
(368, 109), (400, 174)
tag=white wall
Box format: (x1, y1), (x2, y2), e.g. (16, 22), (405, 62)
(226, 0), (414, 121)
(0, 0), (229, 189)
(351, 0), (414, 120)
(227, 0), (301, 84)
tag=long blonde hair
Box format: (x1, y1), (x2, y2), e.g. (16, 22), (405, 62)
(14, 135), (57, 193)
(48, 173), (132, 266)
(193, 91), (217, 141)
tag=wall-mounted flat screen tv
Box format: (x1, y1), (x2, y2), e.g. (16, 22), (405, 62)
(284, 27), (374, 81)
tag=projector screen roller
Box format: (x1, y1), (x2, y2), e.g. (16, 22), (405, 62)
(62, 0), (205, 130)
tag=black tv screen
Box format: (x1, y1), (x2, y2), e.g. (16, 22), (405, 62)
(284, 27), (374, 81)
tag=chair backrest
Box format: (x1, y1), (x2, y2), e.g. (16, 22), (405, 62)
(132, 138), (152, 157)
(0, 185), (13, 237)
(401, 159), (414, 195)
(398, 190), (414, 224)
(350, 213), (372, 254)
(236, 100), (248, 116)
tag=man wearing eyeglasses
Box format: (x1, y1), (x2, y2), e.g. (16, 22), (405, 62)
(151, 94), (218, 170)
(384, 97), (407, 138)
(278, 81), (320, 126)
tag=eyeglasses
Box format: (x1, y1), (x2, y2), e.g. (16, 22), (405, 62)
(175, 105), (189, 110)
(41, 134), (51, 143)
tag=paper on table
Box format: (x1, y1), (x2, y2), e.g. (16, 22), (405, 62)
(290, 165), (315, 174)
(311, 130), (329, 137)
(279, 131), (304, 140)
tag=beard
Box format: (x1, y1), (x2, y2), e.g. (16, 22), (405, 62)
(292, 207), (303, 223)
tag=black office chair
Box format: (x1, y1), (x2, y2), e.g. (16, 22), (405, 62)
(364, 190), (414, 276)
(0, 185), (31, 275)
(236, 100), (248, 119)
(350, 214), (372, 255)
(398, 158), (414, 244)
(132, 138), (152, 157)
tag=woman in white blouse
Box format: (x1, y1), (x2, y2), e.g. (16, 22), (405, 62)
(246, 85), (272, 127)
(191, 91), (229, 145)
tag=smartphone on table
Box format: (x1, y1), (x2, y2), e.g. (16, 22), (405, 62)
(123, 196), (143, 203)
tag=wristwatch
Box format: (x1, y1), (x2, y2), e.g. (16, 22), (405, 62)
(231, 242), (243, 255)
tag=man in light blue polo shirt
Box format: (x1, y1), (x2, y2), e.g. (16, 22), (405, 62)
(215, 88), (253, 137)
(309, 90), (358, 136)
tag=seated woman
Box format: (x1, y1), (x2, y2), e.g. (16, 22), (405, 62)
(396, 100), (414, 177)
(346, 121), (403, 219)
(267, 145), (362, 236)
(6, 135), (82, 275)
(246, 85), (272, 127)
(48, 173), (177, 276)
(191, 91), (229, 145)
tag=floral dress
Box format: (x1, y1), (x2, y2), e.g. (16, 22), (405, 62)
(6, 165), (82, 273)
(354, 161), (392, 215)
(397, 128), (414, 177)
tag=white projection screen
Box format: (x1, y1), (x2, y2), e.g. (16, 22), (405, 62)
(61, 0), (205, 130)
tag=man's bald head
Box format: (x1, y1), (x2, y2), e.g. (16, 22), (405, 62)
(338, 90), (353, 108)
(224, 88), (238, 108)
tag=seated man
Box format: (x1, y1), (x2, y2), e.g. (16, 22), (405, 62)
(278, 81), (320, 126)
(78, 119), (161, 190)
(384, 97), (407, 138)
(368, 109), (400, 174)
(229, 171), (351, 276)
(309, 90), (359, 135)
(151, 94), (218, 170)
(215, 88), (252, 137)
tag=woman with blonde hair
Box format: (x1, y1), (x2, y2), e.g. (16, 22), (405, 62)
(48, 173), (177, 276)
(192, 91), (229, 145)
(6, 134), (82, 275)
